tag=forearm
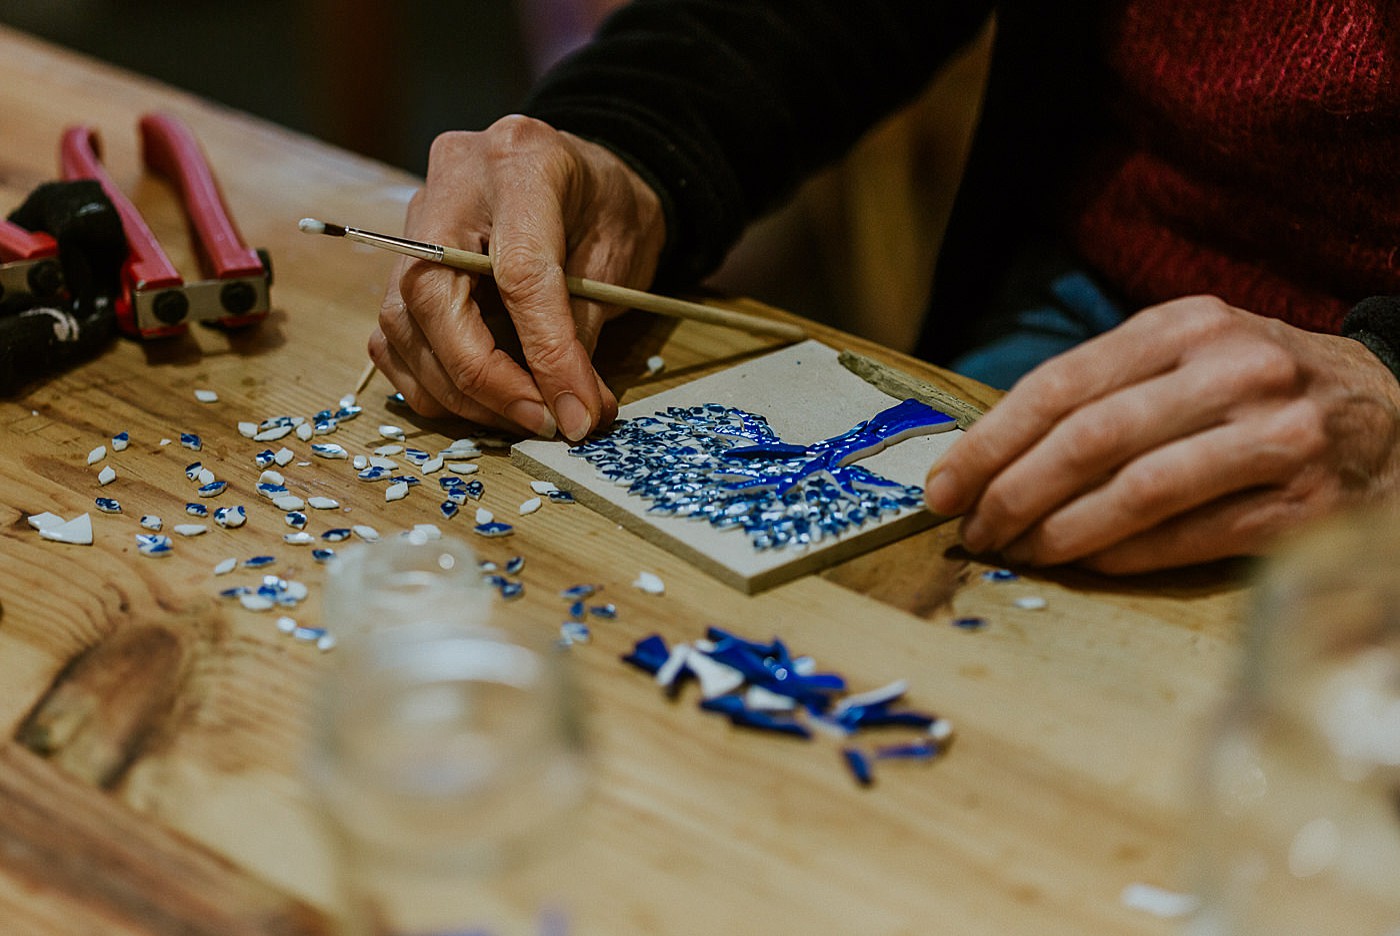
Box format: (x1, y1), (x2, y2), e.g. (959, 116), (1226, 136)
(522, 0), (992, 289)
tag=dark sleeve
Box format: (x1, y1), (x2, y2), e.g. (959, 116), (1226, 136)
(1343, 296), (1400, 384)
(521, 0), (994, 290)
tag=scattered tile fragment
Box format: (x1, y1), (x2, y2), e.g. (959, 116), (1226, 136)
(214, 505), (247, 528)
(633, 571), (665, 595)
(194, 389), (218, 403)
(197, 480), (228, 498)
(97, 465), (116, 485)
(136, 533), (173, 557)
(645, 354), (665, 376)
(111, 431), (130, 451)
(39, 514), (93, 545)
(213, 557), (238, 575)
(352, 524), (380, 542)
(311, 443), (348, 460)
(185, 502), (209, 517)
(284, 532), (315, 545)
(1119, 884), (1200, 920)
(1013, 596), (1047, 610)
(519, 497), (541, 516)
(274, 447), (295, 467)
(94, 497), (121, 514)
(86, 445), (106, 465)
(473, 521), (514, 538)
(385, 481), (409, 502)
(378, 425), (405, 441)
(295, 422), (313, 441)
(140, 515), (163, 531)
(272, 494), (306, 511)
(180, 433), (202, 451)
(173, 524), (207, 537)
(306, 496), (339, 510)
(952, 616), (987, 631)
(243, 555), (276, 569)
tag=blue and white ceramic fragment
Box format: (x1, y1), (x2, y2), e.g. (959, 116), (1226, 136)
(135, 533), (173, 557)
(179, 432), (202, 451)
(185, 502), (209, 517)
(95, 497), (121, 514)
(473, 521), (513, 538)
(214, 505), (247, 528)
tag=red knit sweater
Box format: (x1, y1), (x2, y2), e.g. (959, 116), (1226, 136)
(1073, 0), (1400, 333)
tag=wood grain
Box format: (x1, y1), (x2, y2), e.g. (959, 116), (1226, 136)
(0, 24), (1268, 936)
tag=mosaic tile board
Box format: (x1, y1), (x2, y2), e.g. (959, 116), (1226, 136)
(511, 340), (965, 593)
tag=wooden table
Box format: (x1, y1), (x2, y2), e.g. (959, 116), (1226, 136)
(0, 25), (1252, 936)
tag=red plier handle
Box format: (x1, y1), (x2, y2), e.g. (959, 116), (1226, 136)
(0, 220), (57, 263)
(58, 112), (269, 337)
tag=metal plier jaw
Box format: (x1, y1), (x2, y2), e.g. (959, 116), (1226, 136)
(0, 220), (62, 308)
(60, 111), (271, 338)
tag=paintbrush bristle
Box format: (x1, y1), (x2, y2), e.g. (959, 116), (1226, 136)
(297, 218), (345, 237)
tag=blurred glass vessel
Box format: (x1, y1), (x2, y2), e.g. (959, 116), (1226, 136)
(310, 534), (587, 936)
(1189, 509), (1400, 935)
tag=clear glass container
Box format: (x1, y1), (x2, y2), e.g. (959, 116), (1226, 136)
(309, 534), (588, 936)
(1188, 509), (1400, 935)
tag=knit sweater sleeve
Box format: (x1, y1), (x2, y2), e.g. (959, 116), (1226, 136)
(521, 0), (993, 290)
(1343, 297), (1400, 385)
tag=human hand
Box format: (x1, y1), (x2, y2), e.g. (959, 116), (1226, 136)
(372, 115), (667, 440)
(923, 296), (1400, 574)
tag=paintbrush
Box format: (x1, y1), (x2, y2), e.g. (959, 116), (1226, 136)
(298, 218), (807, 341)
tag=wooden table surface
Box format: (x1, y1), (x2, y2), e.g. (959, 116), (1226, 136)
(0, 24), (1255, 936)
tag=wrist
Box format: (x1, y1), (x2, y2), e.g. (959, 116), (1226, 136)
(1343, 296), (1400, 386)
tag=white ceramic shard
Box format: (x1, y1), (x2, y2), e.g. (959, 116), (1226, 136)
(633, 571), (665, 595)
(196, 468), (216, 486)
(237, 421), (258, 438)
(240, 593), (275, 612)
(645, 354), (666, 375)
(447, 462), (479, 475)
(173, 524), (208, 537)
(378, 425), (405, 441)
(1013, 596), (1047, 610)
(352, 454), (368, 471)
(307, 496), (340, 510)
(213, 557), (238, 575)
(518, 497), (541, 516)
(295, 422), (314, 441)
(284, 532), (315, 545)
(368, 456), (398, 470)
(352, 524), (380, 542)
(276, 615), (298, 634)
(272, 495), (306, 511)
(420, 456), (444, 475)
(475, 507), (494, 524)
(254, 425), (293, 442)
(373, 444), (403, 456)
(140, 515), (163, 531)
(86, 445), (106, 465)
(26, 512), (64, 531)
(385, 482), (409, 502)
(258, 469), (285, 486)
(97, 465), (116, 486)
(194, 389), (219, 403)
(686, 652), (747, 699)
(39, 513), (93, 545)
(274, 447), (295, 466)
(530, 480), (559, 495)
(111, 433), (130, 451)
(411, 523), (442, 541)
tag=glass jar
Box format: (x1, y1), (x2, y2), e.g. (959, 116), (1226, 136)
(1188, 509), (1400, 934)
(309, 534), (588, 936)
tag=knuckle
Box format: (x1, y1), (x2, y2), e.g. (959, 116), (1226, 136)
(484, 114), (556, 158)
(1060, 415), (1123, 470)
(441, 348), (495, 398)
(1233, 342), (1301, 394)
(1118, 460), (1178, 516)
(1273, 399), (1330, 460)
(492, 245), (561, 303)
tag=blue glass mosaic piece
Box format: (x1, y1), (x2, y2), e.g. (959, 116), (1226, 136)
(311, 547), (336, 563)
(473, 521), (513, 537)
(95, 497), (121, 514)
(567, 398), (953, 551)
(622, 634), (670, 674)
(179, 432), (202, 451)
(874, 740), (940, 761)
(699, 696), (812, 738)
(197, 480), (228, 497)
(833, 702), (936, 732)
(243, 555), (276, 569)
(185, 502), (208, 517)
(842, 748), (874, 786)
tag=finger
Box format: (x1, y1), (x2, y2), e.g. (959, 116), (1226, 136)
(488, 178), (607, 442)
(368, 327), (524, 431)
(391, 259), (559, 436)
(960, 337), (1303, 553)
(924, 300), (1235, 516)
(998, 398), (1329, 566)
(1075, 490), (1311, 575)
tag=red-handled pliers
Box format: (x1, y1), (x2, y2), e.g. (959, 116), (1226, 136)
(0, 219), (62, 307)
(60, 111), (271, 338)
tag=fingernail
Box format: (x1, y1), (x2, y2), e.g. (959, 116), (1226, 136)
(923, 468), (960, 516)
(552, 391), (592, 442)
(505, 399), (557, 438)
